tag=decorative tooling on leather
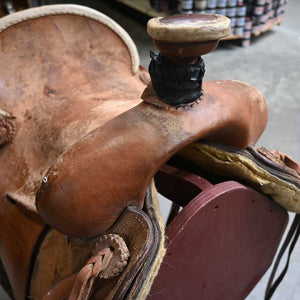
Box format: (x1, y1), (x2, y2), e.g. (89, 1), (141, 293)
(0, 120), (16, 146)
(95, 233), (129, 279)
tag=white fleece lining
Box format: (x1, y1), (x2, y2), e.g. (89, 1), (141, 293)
(0, 4), (140, 75)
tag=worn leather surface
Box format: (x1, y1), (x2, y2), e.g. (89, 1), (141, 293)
(0, 8), (268, 300)
(37, 80), (268, 238)
(124, 185), (164, 299)
(0, 11), (267, 241)
(0, 200), (45, 300)
(0, 12), (145, 300)
(0, 14), (145, 213)
(38, 205), (155, 300)
(29, 228), (97, 299)
(91, 206), (155, 300)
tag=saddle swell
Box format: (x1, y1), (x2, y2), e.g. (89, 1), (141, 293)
(36, 79), (267, 238)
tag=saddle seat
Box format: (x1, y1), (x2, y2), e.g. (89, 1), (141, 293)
(0, 5), (145, 212)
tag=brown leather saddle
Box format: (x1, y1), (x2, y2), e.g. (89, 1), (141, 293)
(0, 5), (299, 300)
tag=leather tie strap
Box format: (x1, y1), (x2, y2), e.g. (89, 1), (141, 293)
(69, 233), (129, 300)
(69, 248), (113, 300)
(265, 213), (300, 299)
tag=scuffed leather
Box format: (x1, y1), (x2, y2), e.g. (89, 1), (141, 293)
(39, 206), (155, 300)
(36, 80), (268, 238)
(0, 13), (144, 300)
(0, 9), (268, 300)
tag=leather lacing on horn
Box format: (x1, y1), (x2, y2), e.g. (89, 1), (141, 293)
(149, 51), (205, 106)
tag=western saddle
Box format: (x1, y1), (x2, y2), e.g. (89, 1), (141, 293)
(0, 5), (299, 300)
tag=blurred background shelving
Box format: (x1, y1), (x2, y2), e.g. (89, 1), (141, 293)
(113, 0), (288, 46)
(0, 0), (289, 46)
(0, 0), (30, 16)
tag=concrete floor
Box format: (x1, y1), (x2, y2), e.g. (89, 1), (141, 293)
(0, 0), (299, 299)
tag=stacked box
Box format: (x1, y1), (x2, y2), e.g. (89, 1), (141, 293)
(250, 0), (287, 37)
(149, 0), (287, 45)
(176, 0), (247, 36)
(178, 0), (194, 13)
(150, 0), (178, 14)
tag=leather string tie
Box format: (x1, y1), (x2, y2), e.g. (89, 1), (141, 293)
(265, 213), (300, 299)
(69, 233), (129, 300)
(69, 248), (113, 300)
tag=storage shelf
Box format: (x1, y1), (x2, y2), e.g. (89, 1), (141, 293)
(114, 0), (167, 17)
(252, 20), (282, 37)
(113, 0), (285, 46)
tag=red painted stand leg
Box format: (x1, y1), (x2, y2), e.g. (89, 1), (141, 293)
(149, 166), (288, 300)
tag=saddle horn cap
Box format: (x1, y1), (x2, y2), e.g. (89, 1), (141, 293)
(147, 14), (231, 63)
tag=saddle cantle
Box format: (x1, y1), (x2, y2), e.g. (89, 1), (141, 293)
(0, 5), (149, 299)
(0, 5), (299, 300)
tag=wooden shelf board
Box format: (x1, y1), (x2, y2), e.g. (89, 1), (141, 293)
(222, 20), (282, 40)
(114, 0), (167, 17)
(252, 20), (282, 37)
